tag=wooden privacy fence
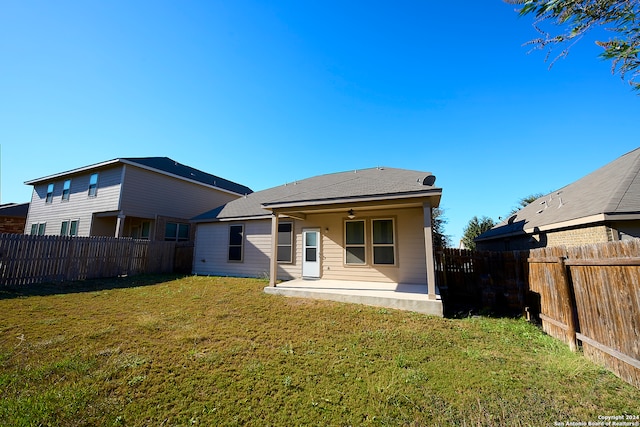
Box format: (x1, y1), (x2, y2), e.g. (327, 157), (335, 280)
(435, 248), (529, 314)
(0, 233), (180, 286)
(529, 240), (640, 388)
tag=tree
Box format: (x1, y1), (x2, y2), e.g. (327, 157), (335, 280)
(505, 0), (640, 90)
(461, 216), (495, 250)
(508, 192), (544, 216)
(432, 207), (452, 249)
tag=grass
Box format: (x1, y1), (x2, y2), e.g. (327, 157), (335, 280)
(1, 275), (638, 426)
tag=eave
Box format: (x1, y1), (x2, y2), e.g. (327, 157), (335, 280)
(261, 190), (442, 211)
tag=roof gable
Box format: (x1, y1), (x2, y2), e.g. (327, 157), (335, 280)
(478, 147), (640, 241)
(193, 167), (441, 221)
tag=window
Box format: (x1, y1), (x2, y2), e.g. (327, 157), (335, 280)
(45, 183), (54, 203)
(345, 220), (366, 265)
(165, 222), (190, 241)
(132, 221), (151, 239)
(277, 222), (293, 263)
(88, 173), (98, 197)
(70, 220), (78, 236)
(228, 224), (244, 262)
(61, 220), (79, 236)
(141, 221), (151, 239)
(31, 223), (46, 235)
(62, 179), (71, 201)
(372, 219), (395, 265)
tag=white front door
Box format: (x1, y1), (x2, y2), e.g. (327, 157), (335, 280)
(302, 229), (321, 278)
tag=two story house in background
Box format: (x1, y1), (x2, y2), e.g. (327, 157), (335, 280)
(24, 157), (252, 242)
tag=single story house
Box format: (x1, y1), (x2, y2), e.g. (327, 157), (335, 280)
(192, 167), (442, 314)
(476, 147), (640, 251)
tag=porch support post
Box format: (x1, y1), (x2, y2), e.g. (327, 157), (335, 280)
(115, 214), (126, 238)
(269, 211), (279, 287)
(423, 201), (437, 300)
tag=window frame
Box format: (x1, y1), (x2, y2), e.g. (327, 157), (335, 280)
(344, 219), (367, 265)
(277, 222), (294, 264)
(45, 183), (54, 204)
(88, 173), (98, 197)
(61, 219), (79, 236)
(31, 223), (47, 236)
(62, 179), (71, 201)
(141, 221), (151, 239)
(164, 222), (190, 242)
(228, 224), (244, 262)
(371, 218), (396, 266)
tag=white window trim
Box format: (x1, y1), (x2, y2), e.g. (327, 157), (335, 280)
(88, 173), (99, 197)
(31, 222), (47, 235)
(61, 219), (79, 236)
(62, 179), (71, 202)
(371, 218), (397, 266)
(344, 219), (367, 266)
(45, 183), (54, 204)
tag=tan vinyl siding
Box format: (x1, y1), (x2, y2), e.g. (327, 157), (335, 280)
(119, 166), (241, 219)
(194, 207), (429, 285)
(314, 208), (427, 284)
(25, 167), (123, 236)
(194, 220), (274, 278)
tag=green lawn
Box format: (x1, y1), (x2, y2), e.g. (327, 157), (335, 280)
(1, 275), (638, 426)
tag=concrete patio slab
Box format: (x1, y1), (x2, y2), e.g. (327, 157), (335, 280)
(264, 278), (443, 316)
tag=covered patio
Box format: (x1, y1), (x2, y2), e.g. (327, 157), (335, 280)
(264, 278), (443, 316)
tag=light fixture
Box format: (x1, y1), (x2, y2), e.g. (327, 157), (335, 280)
(347, 209), (356, 219)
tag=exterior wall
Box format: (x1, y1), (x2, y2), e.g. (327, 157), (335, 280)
(477, 223), (621, 251)
(193, 206), (429, 285)
(119, 166), (241, 220)
(544, 224), (612, 247)
(314, 208), (427, 284)
(193, 219), (276, 279)
(92, 216), (118, 237)
(25, 166), (123, 236)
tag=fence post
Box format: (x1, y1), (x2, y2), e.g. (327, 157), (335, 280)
(557, 256), (577, 352)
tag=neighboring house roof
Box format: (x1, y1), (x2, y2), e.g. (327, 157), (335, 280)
(24, 157), (253, 196)
(477, 147), (640, 242)
(0, 203), (29, 217)
(193, 167), (441, 221)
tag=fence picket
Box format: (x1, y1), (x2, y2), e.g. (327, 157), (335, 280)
(530, 241), (640, 388)
(0, 233), (184, 286)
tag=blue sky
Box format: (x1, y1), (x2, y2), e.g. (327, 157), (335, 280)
(1, 1), (639, 245)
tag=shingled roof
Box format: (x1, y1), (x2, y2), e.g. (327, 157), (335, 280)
(121, 157), (253, 195)
(477, 147), (640, 241)
(0, 203), (29, 217)
(193, 167), (441, 221)
(25, 157), (253, 196)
